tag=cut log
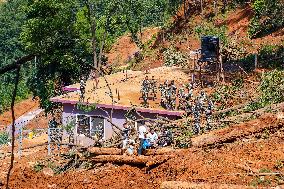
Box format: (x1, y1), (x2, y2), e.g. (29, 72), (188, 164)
(160, 181), (256, 189)
(88, 147), (122, 155)
(89, 155), (173, 167)
(144, 148), (176, 156)
(89, 155), (148, 165)
(192, 114), (283, 148)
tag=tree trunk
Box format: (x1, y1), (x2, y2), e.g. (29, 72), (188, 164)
(88, 147), (122, 155)
(191, 114), (282, 148)
(6, 67), (21, 189)
(92, 17), (98, 69)
(183, 0), (187, 19)
(98, 16), (110, 70)
(88, 155), (172, 167)
(86, 1), (98, 77)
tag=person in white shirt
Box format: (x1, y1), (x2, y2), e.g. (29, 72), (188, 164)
(138, 124), (147, 155)
(146, 129), (158, 147)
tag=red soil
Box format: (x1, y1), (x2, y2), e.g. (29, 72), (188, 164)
(1, 115), (283, 189)
(0, 98), (39, 129)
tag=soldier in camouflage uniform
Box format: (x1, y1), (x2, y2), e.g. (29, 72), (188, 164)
(205, 98), (214, 131)
(187, 83), (194, 99)
(167, 80), (177, 110)
(198, 90), (207, 112)
(140, 76), (150, 106)
(150, 76), (157, 100)
(177, 86), (186, 110)
(182, 84), (194, 115)
(159, 80), (168, 109)
(192, 97), (201, 135)
(79, 76), (86, 102)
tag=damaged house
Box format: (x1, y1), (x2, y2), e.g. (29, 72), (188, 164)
(50, 67), (189, 146)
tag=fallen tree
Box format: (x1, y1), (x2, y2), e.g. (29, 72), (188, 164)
(87, 147), (122, 155)
(144, 148), (176, 156)
(192, 114), (283, 148)
(87, 155), (173, 167)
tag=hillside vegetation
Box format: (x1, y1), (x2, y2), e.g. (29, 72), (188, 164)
(0, 1), (284, 189)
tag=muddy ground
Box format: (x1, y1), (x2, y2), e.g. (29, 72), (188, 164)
(1, 114), (283, 189)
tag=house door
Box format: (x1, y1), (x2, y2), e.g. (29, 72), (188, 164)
(90, 117), (105, 139)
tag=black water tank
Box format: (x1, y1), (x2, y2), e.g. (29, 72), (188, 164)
(200, 36), (219, 62)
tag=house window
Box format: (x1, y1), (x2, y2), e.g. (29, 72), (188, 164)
(90, 116), (105, 139)
(76, 115), (105, 139)
(77, 115), (90, 136)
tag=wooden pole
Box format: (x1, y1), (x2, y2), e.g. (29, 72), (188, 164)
(220, 55), (224, 82)
(214, 0), (218, 16)
(254, 54), (258, 69)
(199, 62), (202, 87)
(200, 0), (203, 17)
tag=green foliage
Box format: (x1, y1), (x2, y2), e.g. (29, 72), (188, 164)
(76, 102), (97, 113)
(259, 70), (284, 104)
(0, 0), (32, 112)
(121, 0), (182, 47)
(250, 176), (272, 187)
(241, 44), (284, 71)
(0, 132), (9, 145)
(248, 0), (284, 38)
(163, 47), (187, 67)
(21, 0), (91, 112)
(245, 70), (284, 111)
(258, 45), (284, 69)
(194, 22), (228, 45)
(17, 0), (184, 113)
(274, 160), (284, 170)
(33, 162), (44, 172)
(211, 81), (244, 111)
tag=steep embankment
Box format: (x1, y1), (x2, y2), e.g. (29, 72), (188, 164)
(0, 98), (39, 129)
(107, 3), (284, 70)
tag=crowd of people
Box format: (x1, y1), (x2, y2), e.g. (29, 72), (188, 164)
(140, 76), (214, 134)
(121, 122), (172, 155)
(140, 76), (157, 106)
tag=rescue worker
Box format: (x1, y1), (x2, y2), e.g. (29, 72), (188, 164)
(140, 76), (150, 106)
(159, 80), (168, 108)
(192, 97), (201, 135)
(167, 80), (177, 110)
(150, 76), (157, 99)
(138, 122), (147, 155)
(79, 76), (86, 101)
(177, 87), (186, 110)
(121, 122), (130, 150)
(205, 99), (214, 131)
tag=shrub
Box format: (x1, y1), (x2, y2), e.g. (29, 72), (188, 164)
(258, 45), (284, 69)
(245, 70), (284, 111)
(241, 44), (284, 71)
(0, 132), (9, 145)
(259, 70), (284, 104)
(163, 47), (187, 67)
(248, 0), (284, 38)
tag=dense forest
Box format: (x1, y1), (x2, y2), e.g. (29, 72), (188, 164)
(0, 0), (183, 113)
(0, 0), (283, 113)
